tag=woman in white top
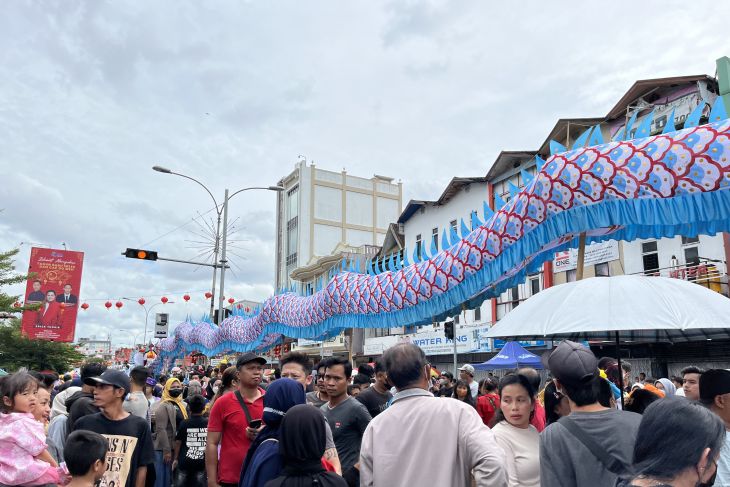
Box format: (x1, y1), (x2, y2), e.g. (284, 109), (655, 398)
(491, 373), (540, 487)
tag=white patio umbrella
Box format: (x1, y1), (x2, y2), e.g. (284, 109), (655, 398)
(485, 275), (730, 343)
(485, 274), (730, 407)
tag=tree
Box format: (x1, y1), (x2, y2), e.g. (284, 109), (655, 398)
(0, 248), (38, 314)
(0, 249), (84, 372)
(0, 318), (84, 372)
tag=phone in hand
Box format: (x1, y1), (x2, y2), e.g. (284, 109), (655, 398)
(249, 419), (263, 429)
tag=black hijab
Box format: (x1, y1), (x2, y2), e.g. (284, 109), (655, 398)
(263, 404), (347, 487)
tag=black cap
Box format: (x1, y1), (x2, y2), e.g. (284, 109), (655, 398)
(546, 340), (599, 387)
(700, 369), (730, 403)
(84, 370), (131, 395)
(236, 352), (267, 368)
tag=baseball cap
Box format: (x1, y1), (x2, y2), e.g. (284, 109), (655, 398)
(700, 369), (730, 403)
(236, 352), (267, 368)
(546, 340), (599, 387)
(84, 370), (131, 395)
(458, 364), (475, 376)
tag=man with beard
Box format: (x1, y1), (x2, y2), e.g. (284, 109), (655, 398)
(356, 358), (392, 418)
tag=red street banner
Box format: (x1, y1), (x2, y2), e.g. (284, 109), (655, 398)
(21, 247), (84, 342)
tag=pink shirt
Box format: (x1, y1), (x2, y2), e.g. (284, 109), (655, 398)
(0, 412), (60, 486)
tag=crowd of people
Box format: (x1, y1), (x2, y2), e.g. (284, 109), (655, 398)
(1, 341), (729, 486)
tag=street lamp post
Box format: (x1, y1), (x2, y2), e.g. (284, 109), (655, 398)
(123, 298), (175, 345)
(152, 166), (283, 325)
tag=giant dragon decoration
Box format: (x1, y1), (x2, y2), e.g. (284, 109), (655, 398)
(157, 97), (730, 364)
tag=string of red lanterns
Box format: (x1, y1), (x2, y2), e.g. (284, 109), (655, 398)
(69, 292), (247, 312)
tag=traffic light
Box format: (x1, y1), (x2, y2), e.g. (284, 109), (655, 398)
(123, 248), (158, 261)
(444, 320), (454, 340)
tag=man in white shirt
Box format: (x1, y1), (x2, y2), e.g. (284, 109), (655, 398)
(360, 343), (506, 487)
(459, 364), (479, 399)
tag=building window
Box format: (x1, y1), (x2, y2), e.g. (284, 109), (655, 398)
(642, 241), (659, 274)
(474, 307), (482, 322)
(415, 234), (422, 259)
(595, 262), (610, 277)
(530, 277), (540, 295)
(510, 286), (519, 308)
(684, 246), (700, 266)
(567, 269), (577, 282)
(432, 227), (439, 252)
(682, 236), (700, 245)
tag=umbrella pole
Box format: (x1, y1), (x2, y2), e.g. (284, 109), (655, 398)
(615, 331), (625, 409)
(576, 232), (587, 281)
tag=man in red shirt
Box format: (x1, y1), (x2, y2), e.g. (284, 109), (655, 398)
(206, 352), (266, 487)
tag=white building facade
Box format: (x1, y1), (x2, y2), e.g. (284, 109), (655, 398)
(274, 160), (402, 288)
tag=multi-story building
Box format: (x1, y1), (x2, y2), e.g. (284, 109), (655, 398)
(77, 336), (113, 361)
(363, 62), (730, 378)
(274, 160), (403, 289)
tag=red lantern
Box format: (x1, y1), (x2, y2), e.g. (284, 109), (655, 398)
(12, 301), (21, 308)
(138, 298), (146, 305)
(115, 301), (123, 310)
(161, 296), (168, 304)
(81, 303), (89, 311)
(245, 306), (251, 313)
(236, 304), (242, 310)
(105, 301), (112, 310)
(228, 298), (235, 304)
(183, 294), (190, 302)
(205, 292), (213, 299)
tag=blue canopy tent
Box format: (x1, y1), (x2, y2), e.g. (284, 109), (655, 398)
(473, 341), (543, 370)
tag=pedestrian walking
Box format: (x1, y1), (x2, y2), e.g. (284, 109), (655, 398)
(355, 358), (392, 418)
(543, 381), (570, 426)
(540, 340), (641, 487)
(124, 366), (152, 423)
(206, 353), (266, 487)
(681, 366), (703, 401)
(320, 357), (371, 472)
(240, 379), (306, 487)
(74, 369), (155, 487)
(457, 364), (478, 399)
(699, 368), (730, 485)
(153, 378), (188, 487)
(279, 352), (341, 474)
(491, 374), (540, 487)
(172, 394), (208, 487)
(263, 404), (347, 487)
(654, 378), (676, 396)
(476, 377), (500, 427)
(452, 379), (476, 408)
(517, 367), (546, 432)
(63, 430), (108, 487)
(617, 398), (724, 486)
(360, 343), (507, 487)
(66, 362), (106, 436)
(305, 361), (328, 408)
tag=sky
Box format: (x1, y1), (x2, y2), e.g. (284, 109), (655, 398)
(2, 0), (729, 347)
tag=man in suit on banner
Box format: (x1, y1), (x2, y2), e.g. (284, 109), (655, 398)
(27, 279), (45, 303)
(56, 284), (78, 306)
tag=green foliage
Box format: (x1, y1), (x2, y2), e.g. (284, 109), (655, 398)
(0, 318), (85, 372)
(0, 248), (39, 314)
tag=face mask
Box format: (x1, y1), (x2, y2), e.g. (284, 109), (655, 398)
(169, 389), (183, 398)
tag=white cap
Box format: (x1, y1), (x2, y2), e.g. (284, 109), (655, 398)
(458, 364), (475, 375)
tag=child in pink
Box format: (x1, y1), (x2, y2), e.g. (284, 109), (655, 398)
(0, 371), (62, 486)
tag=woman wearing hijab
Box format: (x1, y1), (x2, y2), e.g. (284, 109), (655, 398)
(654, 378), (677, 397)
(153, 378), (188, 487)
(240, 379), (307, 487)
(264, 405), (347, 487)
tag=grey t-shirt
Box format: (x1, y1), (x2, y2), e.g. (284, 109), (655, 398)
(306, 390), (327, 408)
(540, 408), (642, 487)
(123, 391), (151, 425)
(321, 397), (372, 470)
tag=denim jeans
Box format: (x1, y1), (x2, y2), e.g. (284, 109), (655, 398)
(154, 451), (172, 487)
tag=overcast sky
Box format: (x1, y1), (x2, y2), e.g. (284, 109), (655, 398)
(2, 1), (729, 347)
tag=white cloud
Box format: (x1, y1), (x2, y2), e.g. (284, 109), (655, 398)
(2, 0), (729, 344)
